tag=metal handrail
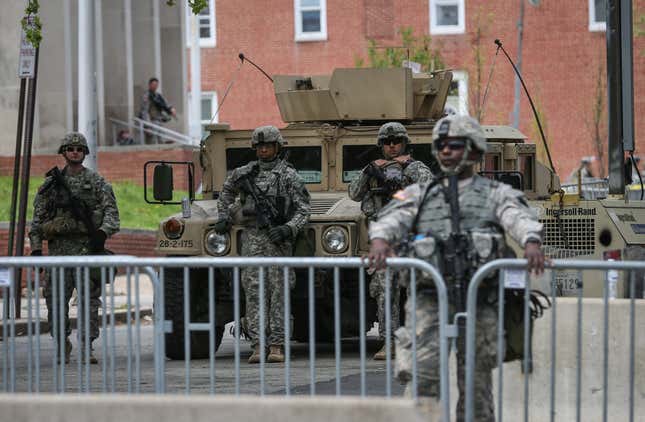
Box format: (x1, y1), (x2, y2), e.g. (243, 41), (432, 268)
(109, 117), (195, 146)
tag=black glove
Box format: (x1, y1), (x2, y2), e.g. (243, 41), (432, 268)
(89, 230), (107, 253)
(31, 249), (43, 256)
(213, 218), (231, 234)
(365, 162), (386, 182)
(268, 225), (291, 243)
(364, 162), (380, 178)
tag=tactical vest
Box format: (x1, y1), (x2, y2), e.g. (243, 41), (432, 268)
(411, 175), (506, 277)
(42, 170), (104, 239)
(364, 160), (418, 219)
(237, 161), (288, 226)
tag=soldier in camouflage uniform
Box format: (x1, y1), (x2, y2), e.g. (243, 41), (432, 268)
(29, 132), (120, 364)
(367, 116), (544, 421)
(349, 122), (433, 360)
(214, 125), (310, 364)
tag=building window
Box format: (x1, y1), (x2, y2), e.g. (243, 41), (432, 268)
(186, 0), (216, 47)
(430, 0), (465, 35)
(189, 92), (218, 136)
(589, 0), (607, 32)
(445, 71), (468, 116)
(294, 0), (327, 42)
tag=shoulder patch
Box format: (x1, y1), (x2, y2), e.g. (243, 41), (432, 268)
(392, 189), (409, 201)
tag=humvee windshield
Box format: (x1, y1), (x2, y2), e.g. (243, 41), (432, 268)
(226, 146), (322, 184)
(342, 144), (434, 182)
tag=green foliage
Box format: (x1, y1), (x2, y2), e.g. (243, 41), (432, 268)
(166, 0), (209, 15)
(636, 10), (645, 56)
(355, 27), (444, 72)
(0, 177), (185, 230)
(22, 0), (42, 48)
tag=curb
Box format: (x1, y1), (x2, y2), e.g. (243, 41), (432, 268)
(0, 308), (153, 338)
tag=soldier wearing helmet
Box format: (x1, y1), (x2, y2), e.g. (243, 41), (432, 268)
(215, 125), (310, 364)
(367, 115), (544, 421)
(29, 132), (120, 365)
(349, 122), (433, 360)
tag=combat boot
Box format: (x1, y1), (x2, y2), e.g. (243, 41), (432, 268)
(267, 345), (285, 363)
(248, 345), (264, 364)
(373, 342), (395, 360)
(57, 337), (73, 364)
(81, 342), (99, 364)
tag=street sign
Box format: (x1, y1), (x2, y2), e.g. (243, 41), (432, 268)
(18, 18), (37, 78)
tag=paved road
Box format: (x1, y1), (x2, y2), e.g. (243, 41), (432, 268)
(2, 323), (405, 397)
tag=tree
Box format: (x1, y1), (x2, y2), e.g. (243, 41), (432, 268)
(469, 7), (494, 120)
(22, 0), (42, 48)
(355, 27), (444, 72)
(21, 0), (209, 48)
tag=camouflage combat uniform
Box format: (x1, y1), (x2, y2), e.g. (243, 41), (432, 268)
(218, 156), (310, 349)
(349, 122), (432, 343)
(369, 116), (542, 422)
(29, 155), (119, 344)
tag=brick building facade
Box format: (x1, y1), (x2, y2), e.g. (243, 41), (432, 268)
(192, 0), (645, 178)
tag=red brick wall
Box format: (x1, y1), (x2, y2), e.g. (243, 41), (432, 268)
(0, 225), (158, 257)
(0, 145), (201, 188)
(199, 0), (645, 178)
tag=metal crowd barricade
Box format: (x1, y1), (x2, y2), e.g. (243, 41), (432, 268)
(151, 257), (449, 412)
(0, 255), (162, 394)
(464, 258), (645, 422)
(0, 255), (450, 417)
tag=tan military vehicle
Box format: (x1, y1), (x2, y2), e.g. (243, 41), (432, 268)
(149, 68), (645, 359)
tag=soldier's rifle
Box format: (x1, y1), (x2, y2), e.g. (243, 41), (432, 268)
(45, 167), (106, 253)
(237, 164), (283, 229)
(442, 174), (470, 314)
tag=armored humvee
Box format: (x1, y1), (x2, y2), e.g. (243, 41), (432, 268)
(149, 68), (645, 359)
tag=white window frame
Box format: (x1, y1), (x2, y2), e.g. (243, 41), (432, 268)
(429, 0), (465, 35)
(201, 92), (218, 126)
(447, 71), (469, 116)
(188, 91), (219, 131)
(185, 0), (216, 48)
(589, 0), (606, 32)
(294, 0), (327, 42)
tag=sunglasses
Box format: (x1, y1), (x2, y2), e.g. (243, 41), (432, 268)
(66, 146), (85, 153)
(434, 139), (466, 151)
(381, 137), (404, 146)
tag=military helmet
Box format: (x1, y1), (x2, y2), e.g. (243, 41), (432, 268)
(431, 115), (487, 155)
(58, 132), (90, 154)
(377, 122), (409, 146)
(251, 125), (285, 148)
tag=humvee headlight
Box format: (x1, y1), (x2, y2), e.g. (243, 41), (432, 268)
(163, 218), (184, 239)
(322, 226), (348, 253)
(205, 230), (230, 256)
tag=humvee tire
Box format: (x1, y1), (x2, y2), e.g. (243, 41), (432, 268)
(164, 268), (224, 360)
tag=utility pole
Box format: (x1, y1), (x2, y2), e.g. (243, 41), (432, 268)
(606, 0), (634, 195)
(78, 0), (97, 170)
(511, 0), (540, 128)
(511, 0), (525, 128)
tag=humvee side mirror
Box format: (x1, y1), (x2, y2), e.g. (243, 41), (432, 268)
(153, 163), (173, 201)
(144, 160), (195, 204)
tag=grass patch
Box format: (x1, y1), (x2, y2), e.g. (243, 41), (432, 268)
(0, 176), (186, 230)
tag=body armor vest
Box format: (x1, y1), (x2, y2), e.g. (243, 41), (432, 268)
(411, 175), (506, 277)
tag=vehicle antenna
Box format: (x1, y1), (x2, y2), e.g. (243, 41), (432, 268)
(238, 53), (273, 83)
(478, 42), (501, 121)
(494, 39), (557, 178)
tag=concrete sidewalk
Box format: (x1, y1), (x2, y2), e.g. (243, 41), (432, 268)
(0, 274), (155, 337)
